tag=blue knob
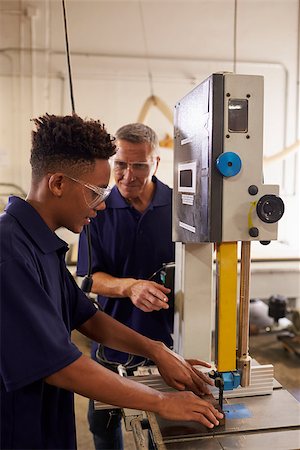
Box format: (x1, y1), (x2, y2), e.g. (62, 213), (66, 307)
(216, 152), (242, 177)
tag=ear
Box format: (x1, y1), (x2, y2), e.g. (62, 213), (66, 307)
(48, 173), (65, 198)
(153, 156), (160, 176)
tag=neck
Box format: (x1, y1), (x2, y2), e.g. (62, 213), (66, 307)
(26, 184), (58, 232)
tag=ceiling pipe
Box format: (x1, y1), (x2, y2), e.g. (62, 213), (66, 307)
(0, 48), (291, 160)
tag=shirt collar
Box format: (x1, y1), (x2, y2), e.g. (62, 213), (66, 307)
(5, 196), (68, 254)
(107, 176), (170, 209)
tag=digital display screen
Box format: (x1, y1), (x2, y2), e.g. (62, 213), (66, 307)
(180, 169), (193, 188)
(228, 99), (248, 132)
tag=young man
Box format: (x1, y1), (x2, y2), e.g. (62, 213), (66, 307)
(76, 123), (176, 449)
(0, 115), (222, 450)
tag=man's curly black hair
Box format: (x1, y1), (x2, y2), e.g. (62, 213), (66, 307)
(30, 114), (116, 181)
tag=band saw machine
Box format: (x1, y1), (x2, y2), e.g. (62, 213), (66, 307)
(96, 73), (300, 449)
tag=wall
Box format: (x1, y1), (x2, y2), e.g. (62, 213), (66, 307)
(0, 0), (299, 264)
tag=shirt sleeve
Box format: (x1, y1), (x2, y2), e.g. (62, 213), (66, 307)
(1, 255), (86, 392)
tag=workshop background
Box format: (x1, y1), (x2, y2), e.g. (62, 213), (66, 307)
(1, 1), (299, 449)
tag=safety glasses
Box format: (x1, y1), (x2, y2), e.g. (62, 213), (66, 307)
(112, 159), (155, 174)
(65, 175), (111, 209)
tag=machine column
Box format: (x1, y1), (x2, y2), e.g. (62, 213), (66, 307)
(174, 242), (214, 362)
(216, 242), (238, 372)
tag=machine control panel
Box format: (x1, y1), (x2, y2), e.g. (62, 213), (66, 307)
(173, 73), (284, 243)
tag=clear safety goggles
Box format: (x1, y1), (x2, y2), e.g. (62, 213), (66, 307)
(65, 175), (111, 209)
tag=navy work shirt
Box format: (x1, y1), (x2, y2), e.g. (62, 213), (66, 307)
(77, 176), (175, 366)
(0, 196), (97, 450)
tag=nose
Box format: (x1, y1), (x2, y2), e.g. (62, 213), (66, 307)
(123, 164), (135, 182)
(95, 201), (106, 212)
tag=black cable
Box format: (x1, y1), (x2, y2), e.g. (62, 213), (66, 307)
(80, 225), (93, 294)
(61, 0), (93, 295)
(148, 262), (175, 281)
(62, 0), (76, 115)
(85, 224), (92, 277)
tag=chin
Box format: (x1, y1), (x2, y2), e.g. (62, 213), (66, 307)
(68, 224), (83, 234)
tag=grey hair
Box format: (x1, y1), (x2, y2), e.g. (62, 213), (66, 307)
(115, 123), (159, 154)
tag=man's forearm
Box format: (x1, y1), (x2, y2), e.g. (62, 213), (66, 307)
(91, 272), (136, 298)
(90, 272), (170, 312)
(45, 355), (162, 411)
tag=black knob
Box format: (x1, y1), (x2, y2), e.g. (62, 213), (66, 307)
(260, 240), (271, 245)
(249, 227), (259, 237)
(248, 185), (258, 195)
(256, 195), (284, 224)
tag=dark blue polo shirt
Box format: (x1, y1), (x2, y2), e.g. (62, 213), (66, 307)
(77, 177), (175, 365)
(0, 196), (97, 450)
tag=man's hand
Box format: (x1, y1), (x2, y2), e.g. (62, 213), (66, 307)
(152, 343), (214, 396)
(158, 391), (223, 428)
(128, 280), (171, 312)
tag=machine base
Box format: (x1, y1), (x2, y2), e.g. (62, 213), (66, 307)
(147, 389), (300, 449)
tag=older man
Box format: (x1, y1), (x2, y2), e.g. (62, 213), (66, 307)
(77, 123), (175, 449)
